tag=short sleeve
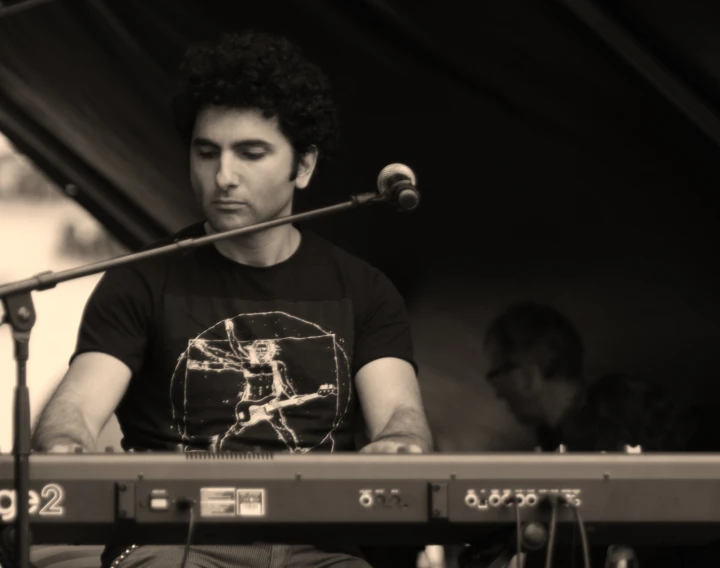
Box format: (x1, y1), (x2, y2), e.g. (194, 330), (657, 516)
(71, 266), (154, 374)
(352, 268), (416, 376)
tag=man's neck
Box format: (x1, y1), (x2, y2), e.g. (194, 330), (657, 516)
(205, 222), (301, 267)
(542, 379), (581, 429)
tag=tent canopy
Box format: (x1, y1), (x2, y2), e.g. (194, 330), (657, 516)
(2, 1), (718, 260)
(2, 0), (720, 435)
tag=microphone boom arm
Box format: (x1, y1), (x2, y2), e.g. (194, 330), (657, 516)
(0, 191), (381, 298)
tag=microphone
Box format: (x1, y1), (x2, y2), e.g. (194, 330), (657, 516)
(376, 163), (420, 211)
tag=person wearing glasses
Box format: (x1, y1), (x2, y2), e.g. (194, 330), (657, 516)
(479, 302), (695, 567)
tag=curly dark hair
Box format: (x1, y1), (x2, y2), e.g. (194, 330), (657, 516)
(484, 302), (584, 381)
(171, 30), (340, 176)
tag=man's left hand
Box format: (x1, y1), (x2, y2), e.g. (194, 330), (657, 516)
(360, 439), (425, 454)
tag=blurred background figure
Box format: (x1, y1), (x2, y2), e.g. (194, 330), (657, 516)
(482, 301), (697, 453)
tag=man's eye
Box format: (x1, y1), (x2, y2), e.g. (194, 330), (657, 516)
(196, 150), (218, 159)
(243, 152), (266, 160)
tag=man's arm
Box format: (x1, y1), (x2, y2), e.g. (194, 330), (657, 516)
(355, 357), (433, 453)
(32, 352), (132, 452)
(224, 320), (248, 360)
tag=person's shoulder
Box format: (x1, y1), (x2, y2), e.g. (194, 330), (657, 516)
(302, 230), (381, 276)
(107, 222), (206, 280)
(583, 373), (694, 449)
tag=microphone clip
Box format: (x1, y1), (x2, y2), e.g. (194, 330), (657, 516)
(389, 179), (420, 211)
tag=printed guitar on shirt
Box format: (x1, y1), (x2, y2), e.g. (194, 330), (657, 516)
(169, 307), (354, 453)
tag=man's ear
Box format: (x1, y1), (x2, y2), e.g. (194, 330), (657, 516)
(295, 146), (319, 190)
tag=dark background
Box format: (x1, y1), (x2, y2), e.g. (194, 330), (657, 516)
(1, 0), (719, 450)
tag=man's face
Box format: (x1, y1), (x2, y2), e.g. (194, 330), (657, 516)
(189, 106), (314, 233)
(256, 344), (269, 359)
(484, 346), (547, 426)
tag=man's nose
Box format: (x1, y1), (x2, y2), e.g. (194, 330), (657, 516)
(216, 154), (238, 190)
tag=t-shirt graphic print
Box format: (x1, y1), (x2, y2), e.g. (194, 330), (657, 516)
(168, 301), (355, 454)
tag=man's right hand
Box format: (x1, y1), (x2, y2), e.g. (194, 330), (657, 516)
(44, 444), (86, 453)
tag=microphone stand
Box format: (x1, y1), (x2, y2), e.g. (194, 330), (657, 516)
(0, 188), (400, 568)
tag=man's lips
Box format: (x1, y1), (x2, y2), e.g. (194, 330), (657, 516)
(213, 201), (247, 210)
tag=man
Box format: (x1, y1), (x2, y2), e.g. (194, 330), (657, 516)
(479, 302), (695, 567)
(211, 336), (304, 452)
(31, 30), (432, 568)
(482, 301), (694, 453)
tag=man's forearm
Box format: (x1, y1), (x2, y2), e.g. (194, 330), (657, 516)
(373, 406), (433, 452)
(32, 397), (96, 451)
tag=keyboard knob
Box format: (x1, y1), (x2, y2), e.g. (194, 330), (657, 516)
(605, 545), (638, 567)
(522, 522), (548, 551)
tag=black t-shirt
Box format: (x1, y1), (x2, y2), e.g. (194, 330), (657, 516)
(73, 222), (416, 454)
